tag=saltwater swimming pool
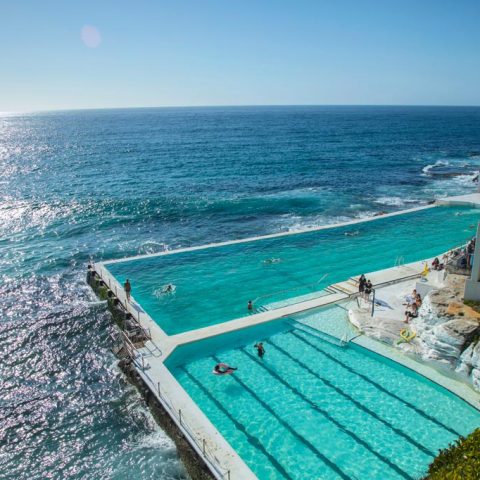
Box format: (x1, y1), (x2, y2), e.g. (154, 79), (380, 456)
(105, 205), (479, 334)
(166, 307), (480, 480)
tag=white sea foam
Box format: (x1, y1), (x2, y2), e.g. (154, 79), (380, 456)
(282, 214), (353, 232)
(153, 284), (176, 297)
(373, 196), (420, 207)
(373, 196), (404, 207)
(138, 241), (170, 255)
(422, 159), (449, 175)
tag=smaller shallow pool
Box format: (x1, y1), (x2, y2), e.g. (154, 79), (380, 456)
(166, 306), (480, 480)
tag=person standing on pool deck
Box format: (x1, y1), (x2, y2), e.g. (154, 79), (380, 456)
(254, 342), (265, 358)
(364, 280), (372, 301)
(358, 274), (366, 295)
(124, 279), (131, 302)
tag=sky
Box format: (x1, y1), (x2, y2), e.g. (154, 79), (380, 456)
(1, 0), (480, 112)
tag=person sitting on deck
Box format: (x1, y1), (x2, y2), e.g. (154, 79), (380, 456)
(415, 293), (422, 308)
(432, 257), (440, 270)
(404, 289), (417, 306)
(404, 302), (418, 323)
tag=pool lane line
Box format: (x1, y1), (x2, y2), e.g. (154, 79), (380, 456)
(240, 348), (415, 480)
(211, 356), (352, 480)
(291, 330), (463, 438)
(267, 341), (436, 458)
(181, 367), (293, 480)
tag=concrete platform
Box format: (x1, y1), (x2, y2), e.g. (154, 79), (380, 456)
(437, 192), (480, 207)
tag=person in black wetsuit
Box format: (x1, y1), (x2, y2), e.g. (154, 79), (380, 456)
(254, 342), (265, 358)
(358, 274), (366, 295)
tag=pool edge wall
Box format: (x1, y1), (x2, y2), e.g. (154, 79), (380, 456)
(86, 269), (227, 480)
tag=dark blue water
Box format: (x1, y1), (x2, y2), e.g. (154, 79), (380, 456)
(1, 106), (480, 479)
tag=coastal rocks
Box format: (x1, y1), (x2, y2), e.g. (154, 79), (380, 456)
(416, 316), (480, 365)
(352, 271), (480, 391)
(411, 275), (480, 390)
(456, 340), (480, 390)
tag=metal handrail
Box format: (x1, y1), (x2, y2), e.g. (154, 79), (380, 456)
(109, 328), (231, 478)
(153, 382), (231, 480)
(252, 273), (329, 306)
(110, 331), (231, 479)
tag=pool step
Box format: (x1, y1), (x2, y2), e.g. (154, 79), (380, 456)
(254, 305), (270, 313)
(328, 282), (357, 296)
(287, 319), (347, 347)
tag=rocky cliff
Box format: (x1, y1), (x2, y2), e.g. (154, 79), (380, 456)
(412, 275), (480, 391)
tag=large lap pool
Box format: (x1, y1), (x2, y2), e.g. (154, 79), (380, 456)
(166, 307), (480, 480)
(105, 205), (479, 334)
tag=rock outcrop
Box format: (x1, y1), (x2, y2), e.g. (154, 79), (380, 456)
(411, 275), (480, 390)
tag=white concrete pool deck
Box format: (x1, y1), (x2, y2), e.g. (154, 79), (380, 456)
(92, 193), (480, 480)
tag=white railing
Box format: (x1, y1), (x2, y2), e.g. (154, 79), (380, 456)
(108, 332), (231, 478)
(94, 262), (163, 357)
(151, 378), (232, 480)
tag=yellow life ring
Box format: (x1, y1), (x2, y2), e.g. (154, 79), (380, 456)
(397, 329), (416, 344)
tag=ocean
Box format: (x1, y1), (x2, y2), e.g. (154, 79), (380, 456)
(1, 105), (480, 479)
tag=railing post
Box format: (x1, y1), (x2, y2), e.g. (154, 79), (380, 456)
(227, 470), (231, 480)
(179, 409), (182, 425)
(141, 355), (145, 370)
(371, 289), (375, 317)
(202, 438), (206, 454)
(157, 382), (160, 396)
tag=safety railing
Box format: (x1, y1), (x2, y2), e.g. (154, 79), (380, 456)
(252, 273), (329, 309)
(94, 262), (163, 357)
(107, 324), (231, 478)
(151, 379), (232, 480)
(107, 336), (231, 479)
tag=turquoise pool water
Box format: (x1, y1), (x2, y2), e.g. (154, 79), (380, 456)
(166, 307), (480, 480)
(105, 205), (479, 334)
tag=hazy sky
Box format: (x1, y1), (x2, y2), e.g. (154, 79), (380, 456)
(1, 0), (480, 112)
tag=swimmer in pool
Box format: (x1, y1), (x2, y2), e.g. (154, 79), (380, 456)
(254, 342), (265, 358)
(214, 364), (237, 375)
(263, 258), (281, 265)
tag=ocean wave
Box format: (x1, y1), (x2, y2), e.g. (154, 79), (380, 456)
(138, 241), (170, 255)
(373, 196), (406, 207)
(282, 214), (354, 232)
(422, 159), (449, 175)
